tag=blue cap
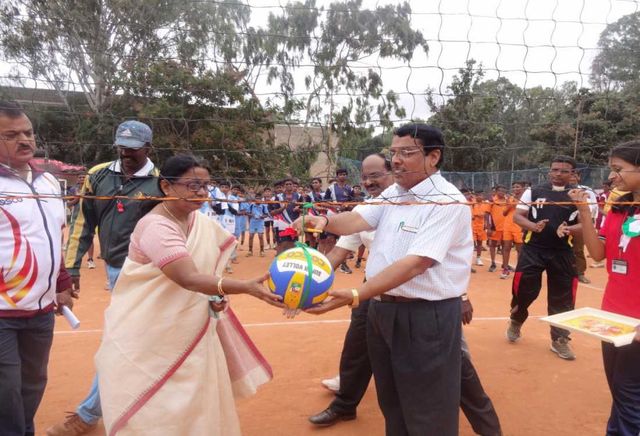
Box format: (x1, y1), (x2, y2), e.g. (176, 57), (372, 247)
(114, 121), (152, 149)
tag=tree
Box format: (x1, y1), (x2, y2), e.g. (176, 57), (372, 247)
(591, 11), (640, 90)
(427, 60), (508, 172)
(261, 0), (428, 170)
(0, 0), (249, 114)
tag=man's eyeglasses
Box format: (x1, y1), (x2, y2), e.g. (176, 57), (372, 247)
(171, 181), (210, 192)
(385, 147), (423, 160)
(361, 172), (390, 182)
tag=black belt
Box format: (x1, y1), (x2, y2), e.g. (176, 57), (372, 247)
(375, 294), (425, 303)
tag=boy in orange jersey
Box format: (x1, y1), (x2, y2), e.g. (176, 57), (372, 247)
(461, 189), (477, 272)
(471, 190), (491, 266)
(488, 185), (508, 272)
(499, 181), (526, 279)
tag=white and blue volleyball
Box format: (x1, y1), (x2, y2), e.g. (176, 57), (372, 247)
(267, 246), (334, 309)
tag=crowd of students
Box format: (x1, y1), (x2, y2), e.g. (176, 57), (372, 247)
(198, 169), (367, 274)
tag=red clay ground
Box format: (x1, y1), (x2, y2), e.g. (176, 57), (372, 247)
(37, 243), (613, 436)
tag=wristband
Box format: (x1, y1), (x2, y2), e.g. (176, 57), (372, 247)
(217, 277), (225, 296)
(348, 288), (360, 308)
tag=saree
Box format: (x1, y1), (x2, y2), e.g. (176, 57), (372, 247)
(95, 212), (267, 435)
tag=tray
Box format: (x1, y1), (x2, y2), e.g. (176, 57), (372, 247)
(540, 307), (639, 347)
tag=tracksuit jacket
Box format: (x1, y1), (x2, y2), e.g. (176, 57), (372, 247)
(64, 159), (161, 275)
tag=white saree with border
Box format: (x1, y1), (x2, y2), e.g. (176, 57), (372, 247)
(96, 212), (255, 435)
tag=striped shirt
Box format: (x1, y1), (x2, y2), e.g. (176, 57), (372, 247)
(355, 172), (473, 301)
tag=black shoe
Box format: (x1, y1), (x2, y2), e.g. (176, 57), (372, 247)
(488, 263), (497, 272)
(339, 263), (352, 274)
(308, 408), (356, 427)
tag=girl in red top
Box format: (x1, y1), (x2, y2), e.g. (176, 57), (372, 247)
(570, 140), (640, 436)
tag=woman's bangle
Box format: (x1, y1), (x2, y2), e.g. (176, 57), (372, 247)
(320, 215), (329, 228)
(348, 288), (360, 308)
(217, 277), (225, 296)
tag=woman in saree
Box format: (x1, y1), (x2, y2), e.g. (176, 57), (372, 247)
(95, 155), (283, 435)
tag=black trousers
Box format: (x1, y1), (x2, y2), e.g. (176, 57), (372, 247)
(0, 312), (55, 436)
(461, 336), (502, 436)
(330, 299), (372, 414)
(367, 298), (461, 436)
(602, 341), (640, 436)
(510, 246), (577, 341)
(330, 300), (502, 435)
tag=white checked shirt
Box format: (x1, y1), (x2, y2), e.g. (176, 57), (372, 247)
(355, 172), (473, 301)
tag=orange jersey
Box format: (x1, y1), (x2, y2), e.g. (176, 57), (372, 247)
(503, 196), (522, 232)
(489, 196), (508, 231)
(472, 202), (490, 229)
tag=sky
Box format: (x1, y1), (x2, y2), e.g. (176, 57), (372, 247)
(245, 0), (640, 124)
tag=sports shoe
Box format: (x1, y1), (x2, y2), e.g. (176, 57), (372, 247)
(339, 263), (352, 274)
(550, 337), (576, 360)
(86, 259), (96, 269)
(225, 265), (233, 274)
(321, 375), (340, 393)
(499, 268), (510, 279)
(488, 263), (497, 272)
(475, 257), (484, 266)
(590, 261), (605, 268)
(259, 250), (265, 257)
(577, 275), (591, 284)
(506, 320), (522, 342)
(46, 412), (97, 436)
(507, 265), (515, 272)
(246, 251), (253, 257)
(355, 259), (362, 269)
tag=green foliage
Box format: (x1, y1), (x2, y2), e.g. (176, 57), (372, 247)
(0, 0), (251, 113)
(591, 12), (640, 90)
(427, 60), (640, 172)
(264, 0), (426, 132)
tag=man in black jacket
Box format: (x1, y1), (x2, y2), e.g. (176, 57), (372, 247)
(48, 121), (161, 436)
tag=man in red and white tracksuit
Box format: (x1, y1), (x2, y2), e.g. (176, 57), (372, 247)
(0, 100), (74, 436)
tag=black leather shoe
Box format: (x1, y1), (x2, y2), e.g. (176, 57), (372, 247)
(308, 408), (356, 426)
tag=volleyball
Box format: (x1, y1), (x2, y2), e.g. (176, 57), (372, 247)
(267, 246), (335, 309)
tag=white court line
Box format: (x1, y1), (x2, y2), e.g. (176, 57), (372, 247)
(52, 315), (542, 335)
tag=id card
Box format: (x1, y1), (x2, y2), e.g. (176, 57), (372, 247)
(612, 259), (628, 275)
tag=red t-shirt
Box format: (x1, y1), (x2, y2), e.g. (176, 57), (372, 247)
(599, 210), (640, 318)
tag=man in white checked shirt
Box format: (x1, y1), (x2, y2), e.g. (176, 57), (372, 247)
(294, 123), (473, 436)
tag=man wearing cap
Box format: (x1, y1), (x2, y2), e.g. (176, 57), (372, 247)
(295, 123), (473, 435)
(48, 121), (161, 436)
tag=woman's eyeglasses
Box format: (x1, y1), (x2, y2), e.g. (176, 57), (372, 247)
(171, 181), (210, 192)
